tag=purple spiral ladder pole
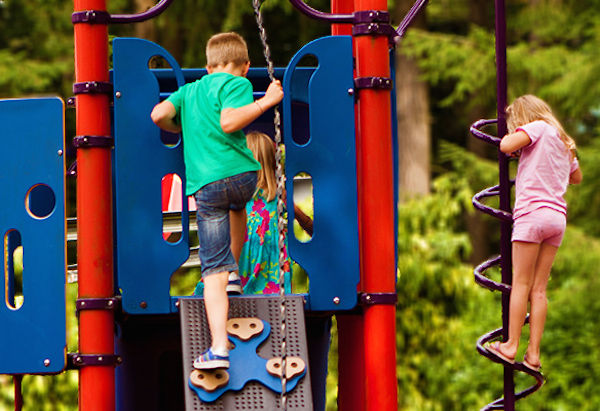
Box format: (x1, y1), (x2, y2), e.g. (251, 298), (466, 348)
(470, 2), (544, 408)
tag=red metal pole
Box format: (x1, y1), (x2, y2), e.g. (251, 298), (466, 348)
(354, 0), (398, 409)
(331, 1), (367, 409)
(74, 1), (115, 410)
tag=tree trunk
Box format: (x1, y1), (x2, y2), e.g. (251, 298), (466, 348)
(394, 0), (430, 201)
(466, 0), (495, 264)
(133, 0), (157, 41)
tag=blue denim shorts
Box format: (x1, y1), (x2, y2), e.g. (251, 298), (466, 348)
(194, 171), (258, 277)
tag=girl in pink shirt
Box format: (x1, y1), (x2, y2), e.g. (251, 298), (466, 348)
(486, 95), (582, 372)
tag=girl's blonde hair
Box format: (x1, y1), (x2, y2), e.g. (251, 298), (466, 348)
(506, 94), (576, 154)
(246, 131), (277, 202)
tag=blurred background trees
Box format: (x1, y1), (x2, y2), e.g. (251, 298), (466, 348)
(1, 0), (599, 409)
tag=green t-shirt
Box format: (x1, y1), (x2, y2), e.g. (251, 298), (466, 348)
(167, 72), (261, 195)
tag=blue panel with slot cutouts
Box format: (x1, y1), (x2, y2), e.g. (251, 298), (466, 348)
(283, 36), (359, 311)
(0, 97), (66, 374)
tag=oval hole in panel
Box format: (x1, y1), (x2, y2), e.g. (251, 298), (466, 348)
(161, 173), (184, 244)
(148, 54), (182, 147)
(26, 184), (56, 219)
(4, 230), (23, 310)
(293, 173), (313, 243)
(290, 54), (318, 146)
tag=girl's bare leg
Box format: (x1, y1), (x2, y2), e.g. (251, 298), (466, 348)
(229, 208), (247, 264)
(526, 242), (559, 365)
(499, 241), (540, 359)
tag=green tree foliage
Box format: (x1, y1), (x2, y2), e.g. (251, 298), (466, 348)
(393, 143), (600, 410)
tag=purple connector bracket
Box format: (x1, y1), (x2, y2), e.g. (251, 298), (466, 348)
(73, 81), (113, 96)
(67, 353), (123, 369)
(76, 297), (119, 313)
(359, 292), (397, 305)
(354, 76), (393, 90)
(72, 10), (111, 24)
(73, 135), (114, 148)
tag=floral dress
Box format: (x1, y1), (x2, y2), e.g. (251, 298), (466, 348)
(193, 189), (292, 295)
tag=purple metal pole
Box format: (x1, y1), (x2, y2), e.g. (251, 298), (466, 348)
(395, 0), (428, 38)
(288, 0), (354, 23)
(109, 0), (174, 23)
(13, 375), (22, 411)
(494, 0), (515, 409)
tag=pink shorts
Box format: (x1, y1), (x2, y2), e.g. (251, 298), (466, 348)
(512, 207), (566, 247)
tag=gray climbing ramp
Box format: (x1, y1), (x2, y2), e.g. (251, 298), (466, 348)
(179, 296), (313, 410)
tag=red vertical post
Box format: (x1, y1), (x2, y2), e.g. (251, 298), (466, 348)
(332, 1), (367, 410)
(73, 1), (115, 410)
(354, 0), (397, 410)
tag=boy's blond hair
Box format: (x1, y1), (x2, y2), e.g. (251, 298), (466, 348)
(206, 32), (250, 68)
(506, 94), (576, 154)
(246, 131), (277, 202)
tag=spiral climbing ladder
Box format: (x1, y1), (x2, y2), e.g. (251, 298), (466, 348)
(469, 2), (545, 409)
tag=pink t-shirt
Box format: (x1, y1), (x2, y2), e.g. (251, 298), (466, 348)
(513, 120), (579, 220)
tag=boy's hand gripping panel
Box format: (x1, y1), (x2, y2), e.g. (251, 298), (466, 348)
(112, 38), (188, 314)
(0, 98), (66, 373)
(283, 36), (359, 311)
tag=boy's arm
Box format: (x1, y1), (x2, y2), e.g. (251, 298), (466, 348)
(220, 80), (283, 134)
(151, 100), (181, 133)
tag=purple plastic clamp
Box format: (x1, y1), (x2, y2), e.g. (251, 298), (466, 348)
(76, 297), (119, 313)
(67, 353), (122, 369)
(353, 10), (390, 24)
(359, 293), (397, 305)
(72, 81), (113, 96)
(73, 135), (114, 148)
(354, 77), (393, 90)
(72, 9), (111, 24)
(353, 22), (399, 43)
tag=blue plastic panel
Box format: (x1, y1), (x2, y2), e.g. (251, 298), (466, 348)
(112, 38), (189, 314)
(283, 36), (360, 311)
(0, 97), (66, 374)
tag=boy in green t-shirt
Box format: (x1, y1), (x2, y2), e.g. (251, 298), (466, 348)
(151, 32), (283, 370)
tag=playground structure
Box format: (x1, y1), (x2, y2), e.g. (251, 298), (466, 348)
(0, 0), (550, 410)
(1, 0), (431, 410)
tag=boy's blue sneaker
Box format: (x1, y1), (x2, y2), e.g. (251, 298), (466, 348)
(193, 348), (230, 370)
(226, 272), (242, 295)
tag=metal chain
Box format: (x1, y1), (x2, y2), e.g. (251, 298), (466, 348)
(251, 0), (287, 409)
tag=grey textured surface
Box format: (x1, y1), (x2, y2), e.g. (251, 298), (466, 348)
(180, 296), (313, 410)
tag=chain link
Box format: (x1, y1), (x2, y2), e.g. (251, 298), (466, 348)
(251, 0), (287, 408)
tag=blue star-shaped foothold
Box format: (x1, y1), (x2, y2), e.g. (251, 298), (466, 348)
(188, 318), (306, 403)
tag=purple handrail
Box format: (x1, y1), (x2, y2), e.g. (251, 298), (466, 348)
(287, 0), (354, 23)
(470, 118), (502, 146)
(472, 184), (513, 223)
(396, 0), (429, 38)
(287, 0), (428, 40)
(110, 0), (174, 23)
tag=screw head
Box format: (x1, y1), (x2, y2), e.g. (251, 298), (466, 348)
(115, 91), (122, 98)
(140, 301), (147, 309)
(347, 88), (354, 95)
(57, 149), (63, 156)
(44, 359), (51, 367)
(333, 297), (340, 305)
